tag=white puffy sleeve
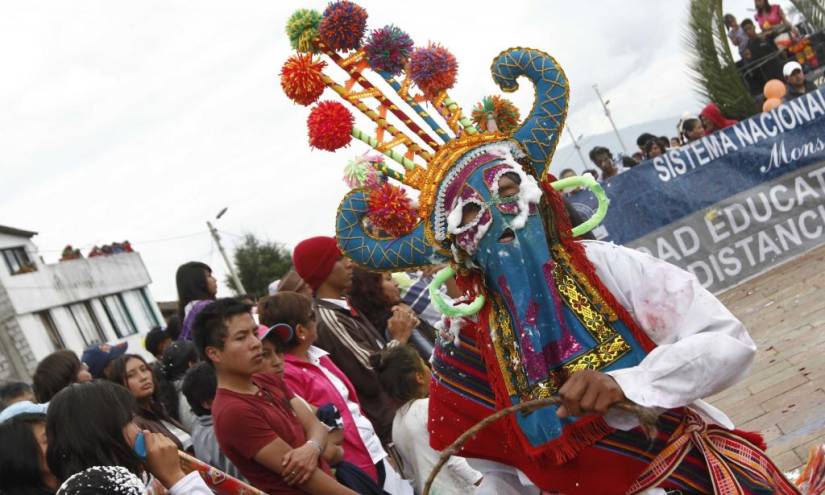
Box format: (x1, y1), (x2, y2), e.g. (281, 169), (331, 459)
(582, 241), (756, 425)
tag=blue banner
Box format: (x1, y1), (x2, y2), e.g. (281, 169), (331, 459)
(569, 88), (825, 292)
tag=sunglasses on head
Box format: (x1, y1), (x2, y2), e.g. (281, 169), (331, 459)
(266, 323), (294, 343)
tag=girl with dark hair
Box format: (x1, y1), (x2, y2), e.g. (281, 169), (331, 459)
(0, 412), (58, 494)
(107, 354), (192, 451)
(32, 350), (92, 403)
(643, 139), (665, 159)
(45, 381), (210, 493)
(348, 268), (436, 361)
(371, 345), (481, 494)
(175, 261), (217, 340)
(258, 292), (411, 493)
(160, 340), (199, 431)
(681, 118), (704, 143)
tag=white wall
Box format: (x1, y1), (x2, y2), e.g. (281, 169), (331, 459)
(0, 232), (38, 253)
(3, 252), (152, 314)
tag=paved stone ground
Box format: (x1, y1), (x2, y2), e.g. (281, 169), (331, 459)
(707, 244), (825, 472)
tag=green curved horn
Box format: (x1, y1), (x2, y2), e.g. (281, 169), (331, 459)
(336, 189), (445, 271)
(491, 48), (569, 178)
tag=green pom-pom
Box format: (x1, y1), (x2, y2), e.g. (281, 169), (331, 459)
(286, 9), (322, 53)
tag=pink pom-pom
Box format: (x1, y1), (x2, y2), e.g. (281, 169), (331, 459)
(307, 101), (354, 151)
(408, 42), (458, 97)
(319, 1), (368, 51)
(280, 54), (327, 106)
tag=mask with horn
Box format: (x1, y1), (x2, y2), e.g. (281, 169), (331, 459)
(280, 0), (656, 481)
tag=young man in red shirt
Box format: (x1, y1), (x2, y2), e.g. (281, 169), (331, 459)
(192, 298), (357, 495)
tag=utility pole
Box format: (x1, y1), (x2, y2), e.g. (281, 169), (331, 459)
(207, 212), (246, 295)
(565, 124), (589, 170)
(592, 84), (629, 155)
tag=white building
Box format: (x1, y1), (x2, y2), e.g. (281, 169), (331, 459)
(0, 225), (162, 380)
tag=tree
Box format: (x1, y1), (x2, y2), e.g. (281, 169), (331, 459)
(789, 0), (825, 31)
(686, 0), (757, 119)
(227, 234), (292, 298)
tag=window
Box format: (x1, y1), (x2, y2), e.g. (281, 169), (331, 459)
(1, 246), (36, 275)
(36, 310), (65, 350)
(137, 289), (160, 327)
(103, 294), (137, 338)
(68, 303), (106, 346)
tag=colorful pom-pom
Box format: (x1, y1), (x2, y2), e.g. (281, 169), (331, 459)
(367, 183), (419, 237)
(344, 154), (384, 189)
(471, 95), (521, 133)
(280, 54), (327, 106)
(286, 9), (322, 53)
(307, 101), (354, 151)
(319, 1), (368, 52)
(408, 42), (458, 97)
(364, 25), (414, 76)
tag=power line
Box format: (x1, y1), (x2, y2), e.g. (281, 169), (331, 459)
(33, 231), (208, 254)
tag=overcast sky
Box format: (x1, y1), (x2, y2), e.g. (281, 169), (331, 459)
(1, 0), (789, 302)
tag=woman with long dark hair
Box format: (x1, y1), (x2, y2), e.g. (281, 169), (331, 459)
(0, 412), (58, 494)
(348, 267), (436, 361)
(45, 380), (210, 492)
(107, 354), (192, 451)
(32, 350), (92, 403)
(175, 261), (217, 340)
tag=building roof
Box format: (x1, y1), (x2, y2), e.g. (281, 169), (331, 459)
(0, 225), (38, 238)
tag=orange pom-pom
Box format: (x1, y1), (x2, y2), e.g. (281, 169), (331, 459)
(281, 54), (327, 106)
(367, 183), (419, 237)
(307, 101), (354, 151)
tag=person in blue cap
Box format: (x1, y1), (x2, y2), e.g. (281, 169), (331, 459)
(81, 342), (128, 380)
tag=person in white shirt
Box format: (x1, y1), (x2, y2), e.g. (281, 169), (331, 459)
(373, 344), (482, 495)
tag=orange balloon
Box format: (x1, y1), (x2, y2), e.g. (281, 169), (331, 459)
(763, 79), (787, 100)
(763, 97), (782, 112)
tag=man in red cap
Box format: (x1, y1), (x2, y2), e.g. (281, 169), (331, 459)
(292, 236), (418, 448)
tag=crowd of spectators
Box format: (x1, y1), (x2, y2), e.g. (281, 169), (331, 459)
(725, 1), (821, 97)
(0, 239), (484, 494)
(556, 1), (821, 188)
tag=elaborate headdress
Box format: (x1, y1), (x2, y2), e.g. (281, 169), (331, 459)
(279, 1), (581, 273)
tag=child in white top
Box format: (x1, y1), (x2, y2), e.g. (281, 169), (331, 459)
(372, 345), (482, 495)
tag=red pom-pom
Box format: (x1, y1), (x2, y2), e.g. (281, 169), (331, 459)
(280, 54), (327, 106)
(319, 1), (368, 51)
(367, 183), (419, 237)
(307, 101), (354, 151)
(408, 42), (458, 97)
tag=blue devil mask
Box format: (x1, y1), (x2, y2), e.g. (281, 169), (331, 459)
(438, 141), (648, 448)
